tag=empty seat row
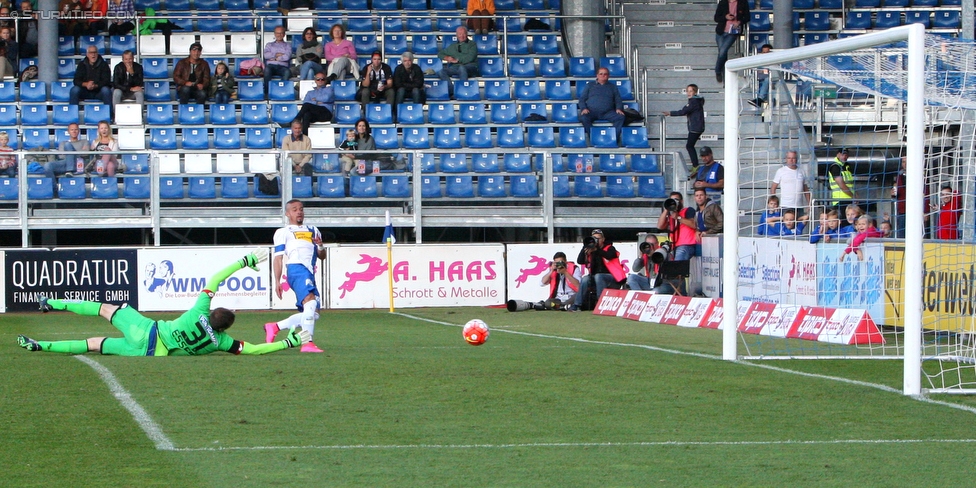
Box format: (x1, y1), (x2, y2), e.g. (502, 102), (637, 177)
(846, 9), (961, 29)
(132, 0), (560, 11)
(402, 152), (661, 174)
(322, 124), (646, 149)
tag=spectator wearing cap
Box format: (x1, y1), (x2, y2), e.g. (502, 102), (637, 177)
(828, 147), (855, 207)
(174, 42), (210, 105)
(393, 51), (425, 108)
(569, 229), (627, 311)
(693, 146), (724, 194)
(578, 67), (625, 146)
(70, 45), (112, 107)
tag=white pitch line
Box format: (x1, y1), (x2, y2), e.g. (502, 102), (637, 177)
(172, 438), (976, 452)
(394, 313), (976, 416)
(74, 356), (175, 451)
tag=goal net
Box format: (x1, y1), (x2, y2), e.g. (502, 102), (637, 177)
(722, 25), (976, 395)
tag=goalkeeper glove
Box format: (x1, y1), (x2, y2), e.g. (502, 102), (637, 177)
(243, 247), (270, 272)
(283, 328), (312, 348)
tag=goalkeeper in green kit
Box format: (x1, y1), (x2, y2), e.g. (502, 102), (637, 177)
(17, 249), (311, 356)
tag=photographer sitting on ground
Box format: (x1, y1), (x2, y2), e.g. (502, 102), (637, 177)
(568, 229), (627, 312)
(538, 252), (582, 310)
(627, 235), (660, 291)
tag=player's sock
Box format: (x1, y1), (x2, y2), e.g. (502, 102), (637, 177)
(277, 312), (303, 330)
(48, 299), (101, 316)
(40, 339), (89, 354)
(301, 300), (317, 338)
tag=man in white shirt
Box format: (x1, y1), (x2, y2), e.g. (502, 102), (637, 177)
(770, 150), (810, 216)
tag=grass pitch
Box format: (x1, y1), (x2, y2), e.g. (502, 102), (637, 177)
(6, 307), (976, 486)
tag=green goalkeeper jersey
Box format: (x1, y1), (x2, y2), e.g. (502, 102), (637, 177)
(156, 290), (237, 356)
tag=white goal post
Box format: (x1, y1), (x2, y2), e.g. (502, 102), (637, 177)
(720, 24), (927, 396)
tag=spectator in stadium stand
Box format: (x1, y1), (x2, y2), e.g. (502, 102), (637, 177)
(775, 208), (807, 237)
(891, 156), (907, 238)
(841, 203), (863, 235)
(538, 251), (582, 310)
(58, 0), (87, 37)
(662, 83), (704, 173)
(70, 45), (113, 107)
(567, 229), (626, 312)
(291, 72), (334, 133)
(932, 184), (961, 240)
(810, 208), (848, 244)
(324, 24), (359, 83)
(466, 0), (495, 35)
(1, 26), (18, 74)
(282, 119), (313, 177)
(88, 0), (108, 35)
(748, 44), (773, 108)
(358, 51), (394, 114)
(87, 120), (119, 177)
(436, 25), (479, 99)
(263, 25), (292, 97)
(688, 187), (724, 240)
(0, 6), (11, 31)
(43, 122), (88, 182)
(174, 42), (210, 105)
(0, 131), (16, 178)
(296, 27), (325, 81)
(209, 61), (235, 104)
(627, 234), (659, 291)
(713, 0), (748, 84)
(693, 146), (724, 195)
(828, 148), (856, 208)
(657, 191), (698, 261)
(106, 0), (137, 36)
(770, 149), (810, 217)
(17, 1), (38, 59)
(340, 119), (375, 176)
(393, 51), (426, 108)
(111, 50), (144, 109)
(578, 67), (625, 145)
(17, 250), (314, 356)
(277, 0), (312, 16)
(0, 38), (14, 79)
(757, 195), (781, 236)
(842, 214), (884, 261)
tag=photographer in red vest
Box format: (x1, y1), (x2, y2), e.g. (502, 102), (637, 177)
(568, 229), (627, 311)
(538, 252), (582, 310)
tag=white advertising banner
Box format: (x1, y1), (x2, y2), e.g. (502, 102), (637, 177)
(328, 244), (505, 309)
(780, 239), (818, 306)
(737, 237), (764, 302)
(505, 242), (639, 302)
(137, 247), (272, 312)
(700, 235), (722, 298)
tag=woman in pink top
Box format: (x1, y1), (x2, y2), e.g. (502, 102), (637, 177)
(324, 24), (359, 83)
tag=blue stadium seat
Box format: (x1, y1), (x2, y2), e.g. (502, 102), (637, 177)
(290, 176), (313, 198)
(243, 103), (271, 124)
(532, 34), (559, 54)
(373, 127), (399, 149)
(552, 175), (570, 197)
(350, 176), (378, 198)
(559, 126), (587, 148)
(501, 15), (522, 32)
(182, 128), (210, 149)
(520, 102), (547, 122)
(403, 0), (426, 8)
(143, 58), (168, 79)
(475, 34), (498, 55)
(313, 153), (340, 173)
(574, 175), (602, 198)
(854, 0), (880, 6)
(0, 82), (13, 103)
(384, 34), (408, 55)
(27, 177), (54, 200)
(551, 102), (578, 123)
(614, 79), (634, 100)
(514, 80), (542, 100)
(804, 11), (831, 30)
(490, 102), (518, 124)
(750, 12), (771, 32)
(21, 81), (46, 102)
(188, 177), (217, 199)
(227, 13), (254, 31)
(20, 105), (47, 126)
(425, 80), (450, 101)
(431, 0), (456, 8)
(590, 127), (617, 148)
(545, 80), (572, 100)
(58, 59), (76, 79)
(381, 175), (410, 198)
(428, 103), (457, 124)
(622, 126), (649, 148)
(804, 33), (829, 45)
(406, 153), (435, 172)
(84, 104), (110, 125)
(495, 0), (514, 9)
(0, 177), (16, 200)
(0, 105), (16, 126)
(219, 176), (249, 199)
(214, 128), (242, 149)
(52, 105), (80, 126)
(145, 81), (172, 101)
(509, 58), (536, 78)
(527, 126), (555, 148)
(479, 57), (505, 78)
(477, 175), (506, 197)
(750, 33), (770, 52)
(397, 103), (425, 124)
(905, 10), (931, 27)
(439, 152), (467, 172)
(421, 175), (441, 198)
(509, 174), (538, 197)
(497, 126), (524, 148)
(638, 175), (666, 198)
(209, 103), (236, 125)
(454, 80), (481, 101)
(459, 103), (487, 124)
(334, 103), (362, 124)
(793, 0), (814, 7)
(353, 34), (378, 56)
(332, 80), (358, 101)
(23, 129), (51, 149)
(437, 17), (463, 32)
(79, 35), (105, 54)
(599, 154), (628, 172)
(236, 81), (263, 103)
(246, 128), (273, 148)
(346, 14), (374, 32)
(412, 34), (439, 55)
(417, 57), (443, 75)
(465, 126), (493, 148)
(269, 81), (296, 101)
(366, 103), (394, 125)
(820, 0), (842, 6)
(20, 58), (37, 74)
(59, 36), (76, 56)
(876, 11), (901, 28)
(471, 153), (499, 173)
(58, 177), (87, 199)
(434, 127), (462, 149)
(91, 177), (119, 199)
(147, 104), (175, 125)
(505, 34), (529, 55)
(485, 79), (512, 100)
(270, 104), (297, 126)
(846, 11), (872, 29)
(124, 176), (151, 199)
(504, 153), (531, 172)
(600, 56), (627, 77)
(569, 56), (596, 78)
(606, 175), (635, 198)
(933, 11), (961, 28)
(403, 127), (430, 149)
(540, 57), (566, 78)
(110, 35), (137, 55)
(123, 154), (150, 174)
(406, 16), (433, 32)
(381, 14), (403, 32)
(317, 175), (346, 198)
(178, 104), (205, 125)
(446, 175), (474, 198)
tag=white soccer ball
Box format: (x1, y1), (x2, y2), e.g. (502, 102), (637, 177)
(462, 319), (490, 346)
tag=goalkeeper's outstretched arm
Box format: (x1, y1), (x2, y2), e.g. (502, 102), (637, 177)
(236, 328), (311, 355)
(206, 247), (270, 292)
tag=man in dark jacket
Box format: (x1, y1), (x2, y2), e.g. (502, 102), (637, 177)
(70, 45), (112, 106)
(112, 50), (145, 107)
(713, 0), (749, 83)
(393, 51), (425, 108)
(358, 51), (395, 113)
(663, 83), (705, 172)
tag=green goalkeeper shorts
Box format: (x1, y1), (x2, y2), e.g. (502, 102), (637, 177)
(100, 304), (168, 356)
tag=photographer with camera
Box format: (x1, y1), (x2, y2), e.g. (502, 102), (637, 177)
(539, 252), (582, 310)
(627, 235), (660, 291)
(657, 192), (698, 262)
(568, 229), (628, 311)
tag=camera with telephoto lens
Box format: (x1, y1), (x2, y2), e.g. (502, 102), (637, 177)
(662, 198), (679, 213)
(639, 241), (653, 255)
(650, 241), (673, 264)
(583, 236), (598, 249)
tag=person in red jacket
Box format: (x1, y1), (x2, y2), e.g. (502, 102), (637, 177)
(932, 184), (961, 240)
(843, 215), (884, 261)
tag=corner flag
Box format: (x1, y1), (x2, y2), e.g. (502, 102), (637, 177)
(383, 211), (396, 244)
